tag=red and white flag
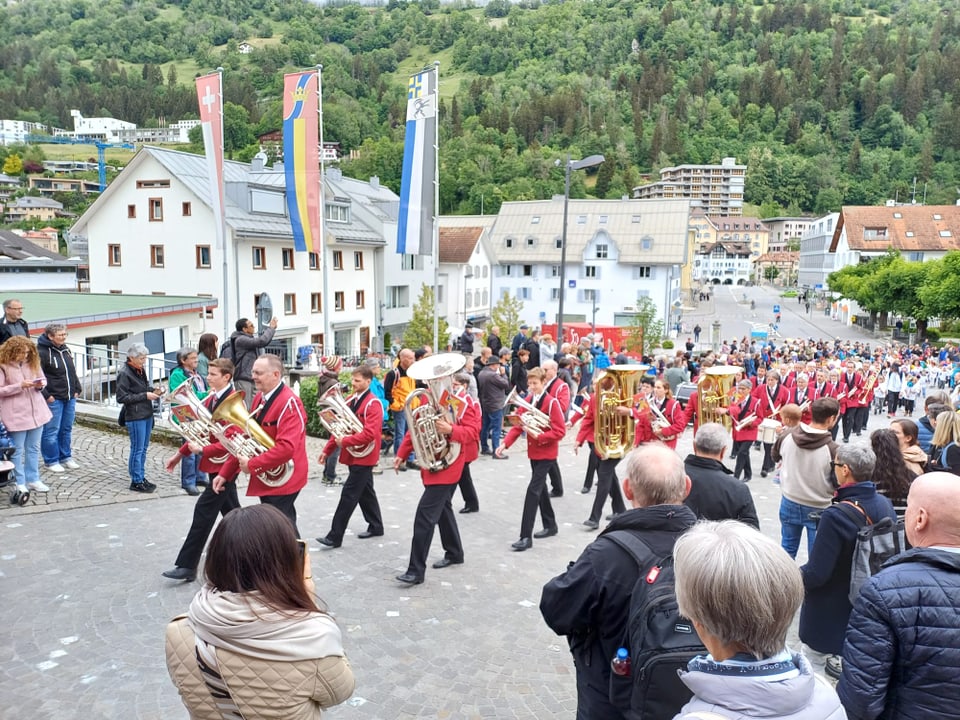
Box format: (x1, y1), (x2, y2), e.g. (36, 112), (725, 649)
(196, 71), (226, 249)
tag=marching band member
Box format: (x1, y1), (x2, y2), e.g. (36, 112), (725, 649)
(576, 378), (629, 531)
(498, 367), (566, 551)
(637, 378), (686, 451)
(543, 360), (570, 497)
(451, 373), (481, 514)
(726, 379), (760, 483)
(789, 372), (818, 425)
(837, 359), (865, 443)
(754, 370), (789, 478)
(316, 364), (385, 549)
(162, 359), (242, 582)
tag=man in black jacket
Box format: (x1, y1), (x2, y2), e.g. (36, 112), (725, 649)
(0, 298), (28, 344)
(683, 422), (760, 529)
(228, 316), (277, 410)
(540, 444), (696, 720)
(486, 325), (502, 358)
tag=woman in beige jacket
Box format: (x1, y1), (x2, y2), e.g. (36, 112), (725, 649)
(165, 505), (355, 719)
(891, 418), (930, 477)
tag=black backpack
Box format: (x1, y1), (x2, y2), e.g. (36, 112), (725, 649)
(219, 337), (238, 363)
(605, 531), (706, 720)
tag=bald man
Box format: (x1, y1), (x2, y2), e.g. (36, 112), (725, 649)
(838, 472), (960, 720)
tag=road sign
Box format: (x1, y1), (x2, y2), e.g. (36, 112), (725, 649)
(773, 304), (781, 314)
(568, 280), (576, 288)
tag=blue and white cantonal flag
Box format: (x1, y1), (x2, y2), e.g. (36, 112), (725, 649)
(397, 68), (437, 256)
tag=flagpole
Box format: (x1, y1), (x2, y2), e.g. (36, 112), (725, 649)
(432, 60), (440, 353)
(217, 66), (230, 344)
(317, 64), (330, 358)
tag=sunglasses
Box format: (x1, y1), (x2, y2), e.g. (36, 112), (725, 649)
(830, 461), (846, 469)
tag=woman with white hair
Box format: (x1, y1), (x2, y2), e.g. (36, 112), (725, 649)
(673, 521), (845, 719)
(116, 343), (163, 493)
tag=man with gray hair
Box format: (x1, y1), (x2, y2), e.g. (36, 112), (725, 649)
(38, 322), (81, 472)
(540, 444), (696, 719)
(683, 423), (759, 528)
(0, 298), (28, 344)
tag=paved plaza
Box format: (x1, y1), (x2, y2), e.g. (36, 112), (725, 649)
(1, 284), (891, 719)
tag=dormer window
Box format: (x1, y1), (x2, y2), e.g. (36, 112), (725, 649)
(526, 236), (536, 247)
(505, 237), (514, 249)
(531, 216), (541, 224)
(863, 227), (888, 239)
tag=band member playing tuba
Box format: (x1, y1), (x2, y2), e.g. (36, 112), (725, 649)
(497, 368), (567, 551)
(211, 354), (309, 536)
(161, 358), (242, 583)
(393, 354), (481, 585)
(316, 364), (385, 549)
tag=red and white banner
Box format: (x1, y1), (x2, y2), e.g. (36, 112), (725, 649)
(196, 71), (226, 249)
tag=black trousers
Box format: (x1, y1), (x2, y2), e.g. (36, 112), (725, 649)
(589, 457), (625, 523)
(548, 460), (563, 495)
(260, 490), (301, 538)
(520, 459), (558, 539)
(762, 442), (776, 473)
(582, 442), (600, 490)
(406, 483), (462, 579)
(854, 406), (869, 434)
(732, 440), (753, 481)
(458, 461), (479, 511)
(174, 482), (241, 570)
(328, 465), (383, 543)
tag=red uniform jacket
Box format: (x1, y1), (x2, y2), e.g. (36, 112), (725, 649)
(729, 395), (759, 443)
(789, 385), (819, 425)
(504, 392), (566, 460)
(837, 371), (864, 413)
(634, 396), (686, 449)
(177, 386), (238, 477)
(545, 376), (571, 416)
(576, 395), (624, 457)
(813, 381), (838, 401)
(459, 391), (481, 463)
(219, 383), (309, 496)
(322, 389), (382, 467)
(753, 383), (790, 422)
(781, 371), (797, 388)
(398, 391), (481, 486)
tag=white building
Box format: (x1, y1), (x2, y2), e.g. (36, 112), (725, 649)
(437, 217), (496, 332)
(694, 241), (753, 285)
(763, 216), (813, 253)
(71, 147), (400, 361)
(487, 197), (691, 331)
(0, 231), (79, 292)
(0, 119), (56, 145)
(56, 110), (135, 143)
(798, 212), (840, 290)
(633, 157), (745, 216)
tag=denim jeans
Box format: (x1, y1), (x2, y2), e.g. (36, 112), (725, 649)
(180, 452), (204, 489)
(480, 408), (504, 453)
(779, 496), (821, 559)
(9, 426), (43, 488)
(41, 397), (76, 466)
(393, 410), (411, 461)
(126, 417), (153, 484)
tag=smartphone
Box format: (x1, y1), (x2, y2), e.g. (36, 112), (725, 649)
(296, 539), (310, 579)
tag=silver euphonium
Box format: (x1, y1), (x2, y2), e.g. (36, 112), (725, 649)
(503, 387), (552, 434)
(404, 353), (466, 472)
(168, 384), (221, 445)
(316, 385), (375, 457)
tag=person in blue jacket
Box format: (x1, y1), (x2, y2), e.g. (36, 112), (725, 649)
(838, 472), (960, 720)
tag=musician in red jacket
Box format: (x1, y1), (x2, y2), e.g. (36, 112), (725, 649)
(393, 373), (481, 584)
(161, 358), (242, 582)
(789, 372), (819, 425)
(543, 359), (570, 497)
(498, 368), (566, 551)
(837, 360), (865, 443)
(212, 354), (309, 536)
(451, 373), (481, 514)
(639, 378), (687, 450)
(575, 378), (628, 531)
(727, 379), (760, 482)
(316, 364), (385, 548)
(753, 369), (790, 478)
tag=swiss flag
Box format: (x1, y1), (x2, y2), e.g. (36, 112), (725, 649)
(196, 72), (226, 250)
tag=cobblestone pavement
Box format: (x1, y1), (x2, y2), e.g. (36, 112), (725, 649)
(2, 391), (895, 718)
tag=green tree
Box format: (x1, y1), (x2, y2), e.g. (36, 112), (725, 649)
(490, 291), (525, 349)
(2, 153), (23, 175)
(223, 102), (255, 159)
(919, 252), (960, 328)
(763, 266), (780, 281)
(402, 284), (449, 350)
(624, 297), (663, 356)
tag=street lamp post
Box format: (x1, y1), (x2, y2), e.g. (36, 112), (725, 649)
(556, 153), (605, 351)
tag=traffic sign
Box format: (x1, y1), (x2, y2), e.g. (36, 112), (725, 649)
(773, 304), (781, 314)
(569, 280), (576, 288)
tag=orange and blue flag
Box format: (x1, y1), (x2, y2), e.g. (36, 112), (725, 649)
(283, 71), (320, 253)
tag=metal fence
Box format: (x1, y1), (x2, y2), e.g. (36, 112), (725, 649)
(68, 343), (177, 407)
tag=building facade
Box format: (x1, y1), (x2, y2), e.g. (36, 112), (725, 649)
(633, 157), (746, 216)
(4, 196), (64, 223)
(694, 241), (753, 285)
(437, 219), (496, 334)
(798, 212), (840, 290)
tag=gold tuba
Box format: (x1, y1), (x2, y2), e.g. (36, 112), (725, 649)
(594, 365), (646, 459)
(316, 386), (376, 458)
(503, 387), (552, 435)
(696, 366), (740, 431)
(404, 353), (466, 472)
(210, 392), (294, 487)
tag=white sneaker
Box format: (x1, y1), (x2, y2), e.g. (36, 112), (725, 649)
(63, 459), (80, 469)
(27, 481), (50, 492)
(46, 463), (65, 473)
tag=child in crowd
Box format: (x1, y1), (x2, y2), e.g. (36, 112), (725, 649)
(771, 404), (802, 486)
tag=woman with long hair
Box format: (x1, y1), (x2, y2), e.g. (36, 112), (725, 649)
(890, 418), (927, 476)
(0, 336), (52, 501)
(196, 333), (218, 380)
(928, 410), (960, 475)
(869, 428), (915, 514)
(166, 504), (355, 718)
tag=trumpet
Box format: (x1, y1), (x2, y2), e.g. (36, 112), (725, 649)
(858, 370), (879, 404)
(504, 388), (552, 435)
(316, 386), (375, 457)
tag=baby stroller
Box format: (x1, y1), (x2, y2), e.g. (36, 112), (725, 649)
(0, 419), (25, 505)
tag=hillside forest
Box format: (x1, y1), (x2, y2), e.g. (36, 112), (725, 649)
(2, 0), (960, 218)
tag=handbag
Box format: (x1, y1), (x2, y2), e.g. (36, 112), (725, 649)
(838, 501), (906, 604)
(117, 405), (126, 427)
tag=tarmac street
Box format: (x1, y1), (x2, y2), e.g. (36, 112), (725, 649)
(0, 294), (892, 719)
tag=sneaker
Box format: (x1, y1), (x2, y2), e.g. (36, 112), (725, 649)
(27, 480), (50, 492)
(824, 654), (843, 679)
(63, 459), (80, 470)
(142, 479), (157, 491)
(405, 460), (419, 471)
(46, 463), (65, 473)
(130, 481), (156, 493)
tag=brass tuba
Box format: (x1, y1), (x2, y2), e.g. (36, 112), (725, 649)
(503, 387), (552, 435)
(168, 383), (222, 449)
(210, 392), (294, 487)
(696, 365), (740, 431)
(404, 353), (466, 472)
(316, 386), (376, 457)
(594, 365), (646, 460)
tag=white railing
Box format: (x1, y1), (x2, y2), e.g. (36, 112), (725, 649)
(67, 343), (177, 407)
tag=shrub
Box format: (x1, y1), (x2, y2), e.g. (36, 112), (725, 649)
(662, 339), (675, 349)
(925, 328), (941, 343)
(296, 376), (327, 438)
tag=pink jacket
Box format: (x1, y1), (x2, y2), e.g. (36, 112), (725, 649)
(0, 362), (53, 431)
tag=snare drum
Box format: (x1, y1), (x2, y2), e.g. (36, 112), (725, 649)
(759, 418), (781, 444)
